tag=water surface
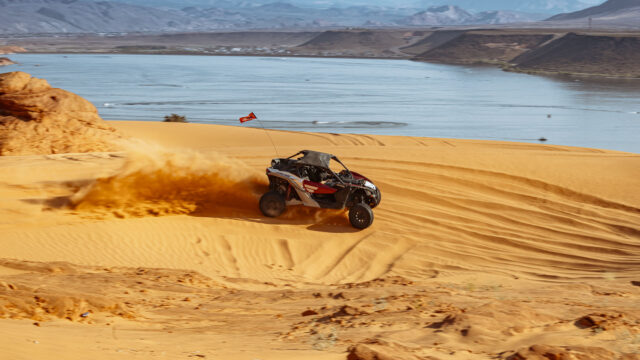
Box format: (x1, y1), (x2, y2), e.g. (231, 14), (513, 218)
(6, 54), (640, 153)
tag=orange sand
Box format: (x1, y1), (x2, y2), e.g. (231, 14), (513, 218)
(1, 121), (639, 359)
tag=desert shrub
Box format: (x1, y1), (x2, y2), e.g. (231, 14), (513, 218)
(163, 114), (188, 123)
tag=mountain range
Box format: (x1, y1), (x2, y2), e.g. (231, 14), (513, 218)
(0, 0), (547, 34)
(417, 0), (602, 14)
(0, 0), (636, 35)
(399, 5), (541, 26)
(104, 0), (603, 14)
(0, 0), (204, 33)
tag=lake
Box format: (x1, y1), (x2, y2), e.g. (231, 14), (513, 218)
(6, 54), (640, 153)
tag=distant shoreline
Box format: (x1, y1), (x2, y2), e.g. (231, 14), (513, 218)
(502, 65), (640, 80)
(9, 50), (408, 61)
(4, 28), (640, 79)
(11, 50), (640, 81)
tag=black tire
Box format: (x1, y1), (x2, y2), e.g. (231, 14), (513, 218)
(259, 191), (286, 218)
(349, 203), (374, 229)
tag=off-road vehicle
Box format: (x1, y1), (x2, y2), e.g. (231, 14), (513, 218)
(259, 150), (381, 229)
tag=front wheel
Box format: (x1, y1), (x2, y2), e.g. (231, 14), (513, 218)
(259, 191), (286, 217)
(349, 203), (374, 229)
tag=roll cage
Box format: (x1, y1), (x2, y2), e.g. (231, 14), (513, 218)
(279, 150), (354, 185)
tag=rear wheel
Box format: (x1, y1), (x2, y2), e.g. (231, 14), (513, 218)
(349, 203), (374, 229)
(260, 191), (286, 217)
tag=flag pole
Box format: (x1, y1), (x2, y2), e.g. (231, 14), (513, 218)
(255, 117), (280, 157)
(239, 112), (279, 157)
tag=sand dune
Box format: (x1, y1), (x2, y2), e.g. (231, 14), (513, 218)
(1, 121), (639, 359)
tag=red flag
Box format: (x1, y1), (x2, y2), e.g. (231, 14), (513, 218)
(239, 112), (257, 123)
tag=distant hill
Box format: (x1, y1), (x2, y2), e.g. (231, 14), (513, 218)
(413, 32), (554, 64)
(548, 0), (640, 20)
(546, 0), (640, 28)
(295, 30), (409, 57)
(511, 32), (640, 77)
(399, 30), (464, 55)
(399, 5), (543, 26)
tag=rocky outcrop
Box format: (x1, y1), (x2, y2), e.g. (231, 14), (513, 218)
(0, 57), (15, 66)
(0, 71), (120, 155)
(0, 46), (26, 55)
(347, 339), (437, 360)
(507, 344), (616, 360)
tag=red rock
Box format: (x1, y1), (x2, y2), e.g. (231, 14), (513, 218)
(347, 339), (432, 360)
(0, 57), (15, 67)
(0, 71), (121, 155)
(0, 46), (26, 55)
(509, 344), (616, 360)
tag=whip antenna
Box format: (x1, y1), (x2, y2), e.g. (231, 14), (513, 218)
(239, 112), (280, 157)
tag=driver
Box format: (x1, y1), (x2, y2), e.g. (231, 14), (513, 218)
(319, 170), (331, 182)
(306, 166), (322, 183)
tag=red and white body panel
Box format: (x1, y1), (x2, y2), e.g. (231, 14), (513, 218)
(303, 180), (337, 195)
(266, 168), (323, 208)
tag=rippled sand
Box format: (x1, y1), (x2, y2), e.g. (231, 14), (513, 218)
(1, 121), (639, 359)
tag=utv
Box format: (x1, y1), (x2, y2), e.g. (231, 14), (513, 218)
(259, 150), (381, 229)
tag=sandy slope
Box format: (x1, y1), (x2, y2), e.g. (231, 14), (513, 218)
(1, 121), (639, 359)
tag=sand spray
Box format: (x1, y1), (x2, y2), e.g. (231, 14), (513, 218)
(71, 140), (267, 218)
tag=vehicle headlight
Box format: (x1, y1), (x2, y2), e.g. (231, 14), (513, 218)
(364, 181), (376, 190)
